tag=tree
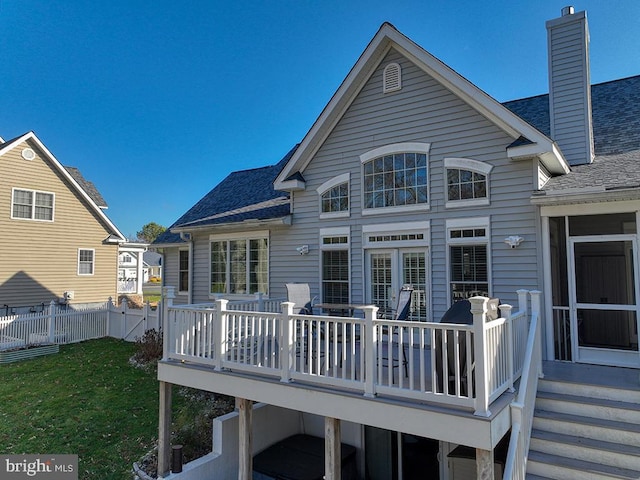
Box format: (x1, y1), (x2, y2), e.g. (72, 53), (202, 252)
(137, 222), (166, 243)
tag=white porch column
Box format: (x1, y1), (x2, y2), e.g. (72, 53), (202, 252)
(237, 398), (253, 480)
(136, 251), (144, 294)
(325, 417), (341, 480)
(476, 447), (494, 480)
(158, 381), (172, 478)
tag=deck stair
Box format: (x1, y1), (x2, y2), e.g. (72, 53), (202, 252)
(526, 362), (640, 480)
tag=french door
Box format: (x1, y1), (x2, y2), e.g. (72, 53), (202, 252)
(366, 248), (428, 321)
(569, 235), (640, 366)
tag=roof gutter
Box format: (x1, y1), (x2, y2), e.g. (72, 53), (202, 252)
(507, 141), (569, 175)
(531, 186), (640, 206)
(171, 216), (292, 234)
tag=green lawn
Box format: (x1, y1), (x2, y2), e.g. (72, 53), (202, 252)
(0, 338), (164, 479)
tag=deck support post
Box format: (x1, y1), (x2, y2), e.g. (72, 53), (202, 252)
(158, 381), (172, 478)
(237, 397), (253, 480)
(476, 447), (494, 480)
(325, 417), (341, 480)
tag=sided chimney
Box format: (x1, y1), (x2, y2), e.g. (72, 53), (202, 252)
(546, 6), (594, 165)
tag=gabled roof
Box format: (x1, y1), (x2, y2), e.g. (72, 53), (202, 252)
(143, 251), (162, 267)
(153, 145), (297, 246)
(64, 166), (108, 208)
(0, 131), (126, 241)
(274, 22), (569, 191)
(504, 75), (640, 202)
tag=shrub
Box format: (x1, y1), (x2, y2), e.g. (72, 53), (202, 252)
(132, 328), (163, 366)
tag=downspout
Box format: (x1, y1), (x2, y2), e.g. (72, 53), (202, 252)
(180, 232), (194, 304)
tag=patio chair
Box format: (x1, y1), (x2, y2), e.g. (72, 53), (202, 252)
(286, 283), (323, 367)
(379, 285), (414, 379)
(285, 283), (318, 315)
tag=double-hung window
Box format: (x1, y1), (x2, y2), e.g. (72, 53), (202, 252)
(210, 232), (269, 295)
(12, 188), (54, 221)
(445, 158), (492, 208)
(360, 143), (430, 214)
(447, 218), (490, 302)
(78, 249), (95, 275)
(320, 228), (350, 304)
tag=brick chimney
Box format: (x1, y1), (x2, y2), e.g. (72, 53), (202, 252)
(546, 6), (594, 165)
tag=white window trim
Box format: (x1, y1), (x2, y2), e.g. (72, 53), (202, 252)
(317, 173), (350, 219)
(11, 187), (55, 222)
(444, 158), (492, 209)
(363, 221), (430, 249)
(445, 217), (492, 305)
(178, 248), (190, 295)
(360, 143), (431, 163)
(78, 248), (95, 276)
(208, 230), (269, 298)
(360, 143), (431, 215)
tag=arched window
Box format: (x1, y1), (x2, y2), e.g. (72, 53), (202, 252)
(444, 158), (492, 208)
(317, 173), (349, 218)
(360, 143), (430, 214)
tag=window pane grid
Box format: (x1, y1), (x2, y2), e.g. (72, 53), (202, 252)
(321, 182), (349, 213)
(364, 153), (428, 208)
(210, 238), (268, 295)
(249, 239), (268, 294)
(229, 240), (247, 294)
(447, 168), (487, 201)
(78, 249), (94, 275)
(210, 242), (227, 294)
(13, 189), (54, 220)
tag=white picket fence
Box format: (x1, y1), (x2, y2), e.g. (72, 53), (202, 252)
(0, 298), (161, 351)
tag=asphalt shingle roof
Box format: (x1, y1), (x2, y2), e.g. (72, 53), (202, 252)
(504, 75), (640, 193)
(153, 145), (298, 245)
(156, 74), (640, 244)
(64, 166), (108, 208)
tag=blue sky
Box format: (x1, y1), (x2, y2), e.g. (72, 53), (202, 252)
(1, 1), (638, 239)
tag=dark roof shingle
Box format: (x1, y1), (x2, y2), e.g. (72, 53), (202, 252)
(504, 75), (640, 193)
(64, 166), (108, 208)
(153, 145), (298, 245)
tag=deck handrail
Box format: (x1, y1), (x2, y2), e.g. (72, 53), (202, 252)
(502, 291), (542, 480)
(163, 287), (535, 415)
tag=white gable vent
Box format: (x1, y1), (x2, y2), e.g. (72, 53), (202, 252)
(21, 148), (36, 160)
(383, 63), (402, 93)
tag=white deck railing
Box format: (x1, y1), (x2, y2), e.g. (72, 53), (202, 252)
(502, 291), (542, 480)
(163, 288), (538, 416)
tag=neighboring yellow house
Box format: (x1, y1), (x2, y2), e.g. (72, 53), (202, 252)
(0, 131), (126, 313)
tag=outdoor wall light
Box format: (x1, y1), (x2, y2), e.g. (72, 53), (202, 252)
(504, 236), (524, 249)
(296, 245), (309, 255)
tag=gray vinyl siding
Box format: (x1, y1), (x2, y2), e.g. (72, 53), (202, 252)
(165, 48), (543, 320)
(284, 48), (541, 320)
(547, 12), (593, 165)
(162, 247), (188, 304)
